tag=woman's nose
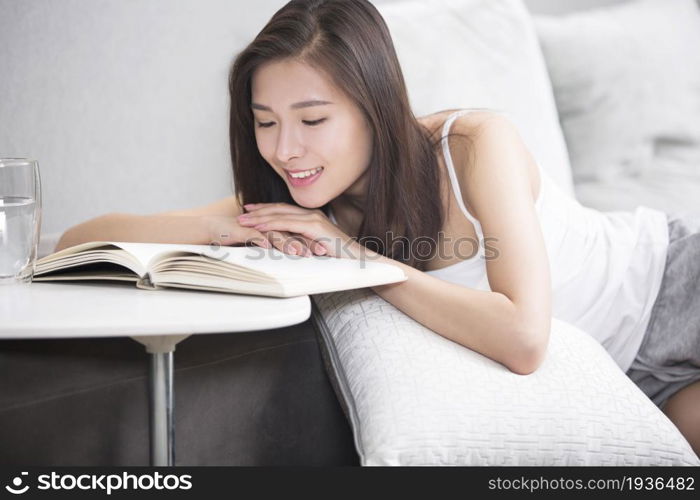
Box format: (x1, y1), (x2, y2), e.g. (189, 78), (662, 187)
(274, 124), (305, 164)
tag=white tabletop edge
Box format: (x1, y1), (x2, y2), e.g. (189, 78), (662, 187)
(0, 283), (312, 339)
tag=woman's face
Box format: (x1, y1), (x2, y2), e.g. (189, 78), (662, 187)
(251, 59), (373, 208)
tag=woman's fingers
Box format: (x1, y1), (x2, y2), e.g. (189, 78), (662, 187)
(284, 232), (328, 256)
(264, 231), (328, 257)
(206, 215), (270, 248)
(237, 223), (314, 257)
(236, 211), (335, 257)
(286, 233), (314, 256)
(253, 218), (321, 242)
(266, 230), (309, 256)
(255, 219), (335, 256)
(305, 238), (328, 255)
(242, 202), (317, 217)
(243, 228), (271, 249)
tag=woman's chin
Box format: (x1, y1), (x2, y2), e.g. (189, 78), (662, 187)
(290, 195), (326, 210)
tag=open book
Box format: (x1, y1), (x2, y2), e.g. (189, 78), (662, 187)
(32, 241), (407, 298)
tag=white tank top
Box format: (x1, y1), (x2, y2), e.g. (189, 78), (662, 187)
(329, 109), (670, 373)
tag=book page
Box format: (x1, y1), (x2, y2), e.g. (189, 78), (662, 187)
(137, 242), (399, 279)
(108, 242), (375, 280)
(34, 241), (218, 278)
(34, 241), (147, 277)
(145, 244), (408, 295)
(38, 241), (240, 277)
(35, 241), (407, 295)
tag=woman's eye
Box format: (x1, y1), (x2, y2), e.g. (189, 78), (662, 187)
(303, 118), (326, 126)
(255, 118), (326, 128)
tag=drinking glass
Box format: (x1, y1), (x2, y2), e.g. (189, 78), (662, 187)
(0, 158), (43, 285)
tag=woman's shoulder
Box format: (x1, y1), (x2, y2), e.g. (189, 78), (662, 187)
(417, 108), (507, 138)
(419, 109), (540, 213)
(418, 109), (519, 176)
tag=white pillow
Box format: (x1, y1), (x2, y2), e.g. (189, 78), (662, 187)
(311, 287), (700, 466)
(533, 0), (700, 183)
(376, 0), (576, 197)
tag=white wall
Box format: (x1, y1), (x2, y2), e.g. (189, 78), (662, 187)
(0, 0), (286, 242)
(0, 0), (628, 250)
(525, 0), (630, 13)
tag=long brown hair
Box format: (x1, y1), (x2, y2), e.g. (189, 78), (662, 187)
(228, 0), (471, 271)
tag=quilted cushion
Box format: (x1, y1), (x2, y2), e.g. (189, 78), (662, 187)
(311, 288), (700, 466)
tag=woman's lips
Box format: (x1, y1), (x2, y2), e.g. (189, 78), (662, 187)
(287, 167), (324, 187)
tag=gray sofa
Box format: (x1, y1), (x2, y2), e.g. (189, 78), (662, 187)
(0, 310), (358, 465)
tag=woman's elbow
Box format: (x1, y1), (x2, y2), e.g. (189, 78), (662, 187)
(507, 325), (550, 375)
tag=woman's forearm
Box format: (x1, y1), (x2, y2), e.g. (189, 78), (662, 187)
(368, 255), (545, 375)
(54, 213), (212, 252)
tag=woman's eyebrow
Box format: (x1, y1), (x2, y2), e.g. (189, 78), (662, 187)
(250, 100), (334, 111)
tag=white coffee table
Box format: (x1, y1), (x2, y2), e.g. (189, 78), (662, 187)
(0, 281), (311, 466)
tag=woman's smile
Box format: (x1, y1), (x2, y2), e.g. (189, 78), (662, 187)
(286, 166), (324, 187)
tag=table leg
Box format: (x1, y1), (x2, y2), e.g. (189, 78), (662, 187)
(131, 334), (190, 466)
(150, 351), (174, 466)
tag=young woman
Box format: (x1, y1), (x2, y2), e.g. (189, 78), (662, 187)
(56, 0), (700, 454)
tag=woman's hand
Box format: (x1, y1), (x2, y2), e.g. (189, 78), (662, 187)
(236, 202), (365, 259)
(202, 214), (272, 249)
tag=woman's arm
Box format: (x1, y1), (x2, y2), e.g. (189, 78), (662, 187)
(53, 214), (213, 252)
(370, 114), (551, 375)
(54, 195), (254, 252)
(370, 260), (544, 375)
